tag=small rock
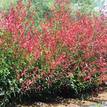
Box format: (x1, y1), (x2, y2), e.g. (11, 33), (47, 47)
(67, 103), (80, 107)
(34, 102), (49, 107)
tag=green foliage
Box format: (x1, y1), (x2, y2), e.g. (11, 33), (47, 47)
(0, 48), (19, 106)
(31, 0), (54, 27)
(0, 30), (34, 106)
(0, 0), (18, 10)
(70, 0), (101, 16)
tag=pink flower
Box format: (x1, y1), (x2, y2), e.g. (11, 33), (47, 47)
(51, 53), (66, 69)
(20, 68), (28, 77)
(33, 49), (41, 60)
(84, 75), (91, 81)
(0, 38), (3, 45)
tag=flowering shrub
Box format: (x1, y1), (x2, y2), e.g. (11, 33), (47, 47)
(0, 0), (107, 105)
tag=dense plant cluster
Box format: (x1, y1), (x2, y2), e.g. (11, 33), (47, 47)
(0, 0), (107, 106)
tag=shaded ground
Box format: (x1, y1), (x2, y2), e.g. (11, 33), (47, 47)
(17, 89), (107, 107)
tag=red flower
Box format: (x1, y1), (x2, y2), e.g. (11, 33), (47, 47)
(20, 68), (28, 77)
(84, 75), (91, 81)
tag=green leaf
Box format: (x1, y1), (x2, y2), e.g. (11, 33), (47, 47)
(87, 57), (97, 62)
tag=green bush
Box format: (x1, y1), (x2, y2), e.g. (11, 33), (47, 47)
(70, 0), (104, 16)
(31, 0), (54, 28)
(0, 30), (35, 106)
